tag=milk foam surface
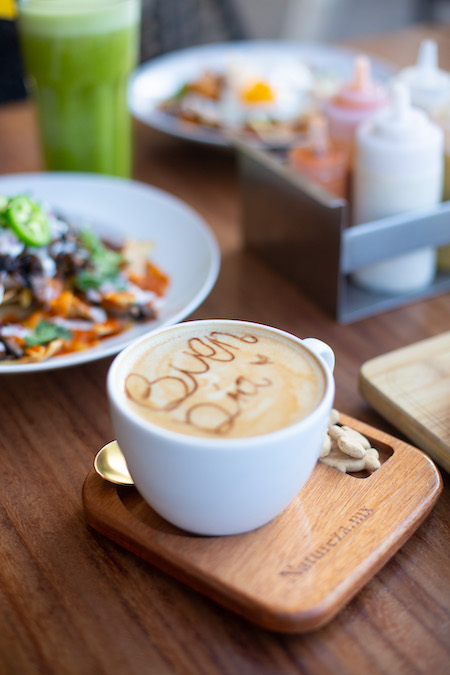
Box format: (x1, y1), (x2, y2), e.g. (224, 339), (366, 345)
(121, 324), (326, 439)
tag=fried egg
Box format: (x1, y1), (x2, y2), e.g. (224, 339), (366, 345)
(219, 58), (315, 128)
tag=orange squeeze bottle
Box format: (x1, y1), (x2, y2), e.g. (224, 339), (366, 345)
(289, 114), (348, 198)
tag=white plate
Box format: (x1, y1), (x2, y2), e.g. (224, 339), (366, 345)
(0, 173), (220, 373)
(129, 40), (396, 148)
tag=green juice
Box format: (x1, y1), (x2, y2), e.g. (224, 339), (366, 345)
(17, 0), (140, 176)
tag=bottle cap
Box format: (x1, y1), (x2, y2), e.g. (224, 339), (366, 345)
(333, 55), (388, 110)
(396, 39), (450, 113)
(307, 114), (329, 157)
(323, 54), (389, 148)
(373, 81), (425, 141)
(356, 81), (444, 174)
(290, 114), (346, 166)
(289, 115), (348, 197)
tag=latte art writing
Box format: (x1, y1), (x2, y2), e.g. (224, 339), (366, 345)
(123, 327), (326, 438)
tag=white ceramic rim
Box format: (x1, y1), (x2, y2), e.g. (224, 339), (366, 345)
(107, 318), (335, 449)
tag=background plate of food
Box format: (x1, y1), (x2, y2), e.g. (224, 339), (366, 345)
(0, 173), (220, 373)
(128, 40), (395, 148)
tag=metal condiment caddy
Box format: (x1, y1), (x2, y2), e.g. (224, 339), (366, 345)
(234, 139), (450, 323)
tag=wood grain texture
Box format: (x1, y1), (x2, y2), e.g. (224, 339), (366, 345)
(82, 415), (442, 633)
(0, 25), (449, 675)
(360, 332), (450, 472)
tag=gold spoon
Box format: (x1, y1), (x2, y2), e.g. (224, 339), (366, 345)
(94, 440), (134, 486)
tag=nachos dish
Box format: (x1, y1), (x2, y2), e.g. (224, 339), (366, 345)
(0, 194), (169, 364)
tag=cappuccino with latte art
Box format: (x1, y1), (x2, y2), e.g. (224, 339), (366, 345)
(108, 320), (335, 535)
(122, 322), (326, 439)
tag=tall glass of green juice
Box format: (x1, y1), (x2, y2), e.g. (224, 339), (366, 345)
(17, 0), (141, 177)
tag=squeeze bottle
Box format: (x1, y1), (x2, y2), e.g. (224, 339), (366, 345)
(288, 115), (348, 198)
(323, 55), (389, 167)
(395, 39), (450, 116)
(352, 82), (444, 294)
(433, 105), (450, 269)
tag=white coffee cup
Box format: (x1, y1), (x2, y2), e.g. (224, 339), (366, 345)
(107, 319), (335, 536)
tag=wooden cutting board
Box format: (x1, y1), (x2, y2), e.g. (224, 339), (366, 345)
(359, 331), (450, 473)
(82, 414), (442, 633)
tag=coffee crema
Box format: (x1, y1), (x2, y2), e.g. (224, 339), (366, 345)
(122, 324), (326, 439)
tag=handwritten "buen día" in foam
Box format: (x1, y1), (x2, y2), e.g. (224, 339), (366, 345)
(125, 331), (275, 435)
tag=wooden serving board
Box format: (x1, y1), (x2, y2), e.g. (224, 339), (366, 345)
(360, 331), (450, 473)
(82, 414), (442, 633)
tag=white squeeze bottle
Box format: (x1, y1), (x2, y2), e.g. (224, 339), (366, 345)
(352, 82), (444, 294)
(395, 39), (450, 116)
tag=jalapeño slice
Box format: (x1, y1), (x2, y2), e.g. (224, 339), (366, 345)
(5, 195), (51, 247)
(0, 195), (8, 213)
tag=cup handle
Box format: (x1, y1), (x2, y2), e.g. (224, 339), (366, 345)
(303, 338), (335, 373)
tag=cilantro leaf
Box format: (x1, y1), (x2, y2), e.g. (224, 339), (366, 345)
(173, 83), (189, 101)
(74, 270), (105, 291)
(80, 226), (103, 252)
(25, 321), (72, 347)
(75, 269), (126, 291)
(76, 227), (124, 291)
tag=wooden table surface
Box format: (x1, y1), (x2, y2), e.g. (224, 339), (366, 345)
(1, 24), (449, 675)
